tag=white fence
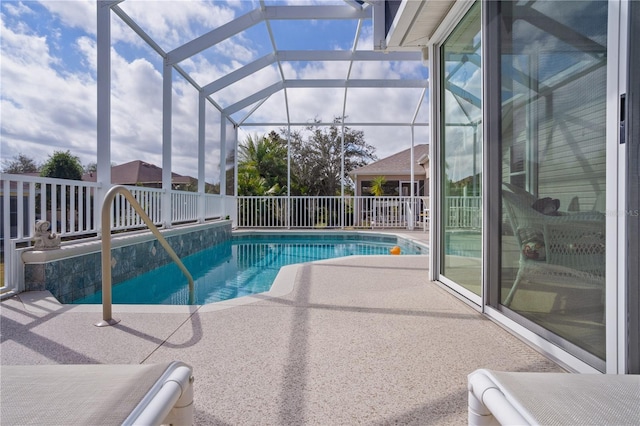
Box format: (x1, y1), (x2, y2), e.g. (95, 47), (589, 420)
(1, 175), (101, 240)
(445, 196), (482, 229)
(237, 195), (481, 229)
(237, 196), (429, 229)
(0, 173), (228, 293)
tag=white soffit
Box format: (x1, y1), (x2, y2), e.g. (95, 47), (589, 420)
(386, 0), (457, 49)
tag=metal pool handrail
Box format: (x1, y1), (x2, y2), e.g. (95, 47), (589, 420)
(96, 185), (195, 327)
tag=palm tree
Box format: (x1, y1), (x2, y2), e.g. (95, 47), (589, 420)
(238, 133), (288, 196)
(370, 176), (386, 197)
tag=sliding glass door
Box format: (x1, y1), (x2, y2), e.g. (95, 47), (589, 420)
(440, 2), (483, 296)
(497, 1), (608, 366)
(626, 0), (639, 374)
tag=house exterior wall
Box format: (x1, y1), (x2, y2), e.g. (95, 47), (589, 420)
(503, 68), (607, 211)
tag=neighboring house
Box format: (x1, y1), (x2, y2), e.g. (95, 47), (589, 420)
(83, 160), (196, 190)
(349, 144), (429, 197)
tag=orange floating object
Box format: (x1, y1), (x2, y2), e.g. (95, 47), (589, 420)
(390, 246), (401, 255)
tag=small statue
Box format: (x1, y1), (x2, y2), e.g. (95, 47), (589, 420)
(33, 220), (61, 250)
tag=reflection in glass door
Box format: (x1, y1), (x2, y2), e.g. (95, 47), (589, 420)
(440, 2), (482, 295)
(498, 1), (608, 366)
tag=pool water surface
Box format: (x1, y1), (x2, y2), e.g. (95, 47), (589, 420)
(73, 235), (425, 305)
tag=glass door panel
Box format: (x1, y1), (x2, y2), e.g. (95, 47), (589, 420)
(498, 0), (608, 363)
(627, 0), (640, 374)
(440, 2), (483, 295)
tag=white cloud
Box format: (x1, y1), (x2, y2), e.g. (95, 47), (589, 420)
(38, 0), (95, 34)
(0, 15), (96, 161)
(116, 0), (237, 52)
(213, 36), (257, 63)
(2, 1), (430, 179)
(3, 1), (35, 18)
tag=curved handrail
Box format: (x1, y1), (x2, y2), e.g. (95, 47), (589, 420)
(96, 185), (195, 327)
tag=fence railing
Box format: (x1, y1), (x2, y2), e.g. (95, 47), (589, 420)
(1, 173), (229, 293)
(237, 196), (429, 229)
(445, 196), (482, 229)
(1, 174), (101, 240)
(111, 187), (163, 231)
(236, 195), (481, 229)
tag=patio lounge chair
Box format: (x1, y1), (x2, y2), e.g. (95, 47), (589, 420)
(501, 185), (605, 307)
(468, 369), (640, 425)
(0, 361), (193, 425)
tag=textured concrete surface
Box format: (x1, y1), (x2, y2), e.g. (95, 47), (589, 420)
(1, 246), (563, 425)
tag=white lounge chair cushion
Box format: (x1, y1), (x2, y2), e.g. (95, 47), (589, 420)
(468, 369), (640, 425)
(1, 362), (188, 425)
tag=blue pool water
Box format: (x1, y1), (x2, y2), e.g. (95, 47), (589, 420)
(73, 234), (425, 305)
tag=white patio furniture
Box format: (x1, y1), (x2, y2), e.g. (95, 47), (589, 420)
(468, 369), (640, 425)
(501, 185), (605, 307)
(0, 361), (194, 425)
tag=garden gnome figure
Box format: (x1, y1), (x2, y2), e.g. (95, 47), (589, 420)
(33, 220), (61, 250)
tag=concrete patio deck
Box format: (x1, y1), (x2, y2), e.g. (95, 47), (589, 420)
(1, 232), (563, 425)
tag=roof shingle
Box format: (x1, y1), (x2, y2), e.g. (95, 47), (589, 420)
(82, 160), (192, 185)
(350, 144), (429, 177)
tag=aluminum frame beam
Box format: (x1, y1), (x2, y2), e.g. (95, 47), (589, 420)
(106, 0), (431, 213)
(223, 81), (284, 115)
(167, 6), (371, 65)
(113, 1), (427, 128)
(223, 79), (427, 116)
(202, 50), (422, 96)
(343, 0), (365, 11)
(284, 79), (427, 88)
(167, 8), (265, 65)
(112, 4), (166, 58)
(277, 50), (422, 61)
(241, 122), (430, 127)
(202, 54), (276, 96)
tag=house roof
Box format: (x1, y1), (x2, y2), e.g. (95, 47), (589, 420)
(83, 160), (193, 185)
(349, 144), (429, 178)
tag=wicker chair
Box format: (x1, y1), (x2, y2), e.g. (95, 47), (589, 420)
(502, 187), (605, 307)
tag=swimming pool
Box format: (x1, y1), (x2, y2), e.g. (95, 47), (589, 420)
(72, 233), (426, 305)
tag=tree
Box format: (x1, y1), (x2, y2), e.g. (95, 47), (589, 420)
(2, 153), (39, 174)
(84, 162), (97, 174)
(289, 118), (377, 196)
(40, 150), (84, 180)
(40, 151), (84, 180)
(237, 119), (377, 197)
(237, 132), (289, 196)
(370, 176), (387, 196)
(36, 151), (85, 231)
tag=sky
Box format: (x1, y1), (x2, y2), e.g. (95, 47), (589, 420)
(1, 0), (430, 183)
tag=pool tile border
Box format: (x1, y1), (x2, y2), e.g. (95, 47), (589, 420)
(22, 221), (232, 303)
(20, 227), (428, 307)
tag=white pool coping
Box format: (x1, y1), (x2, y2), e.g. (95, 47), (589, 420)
(16, 230), (429, 315)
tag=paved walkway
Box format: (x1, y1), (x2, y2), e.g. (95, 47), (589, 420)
(1, 244), (562, 424)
